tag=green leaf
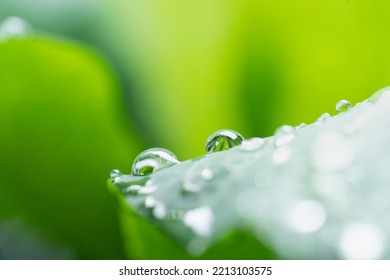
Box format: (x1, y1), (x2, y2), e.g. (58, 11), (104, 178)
(111, 88), (390, 259)
(0, 35), (143, 259)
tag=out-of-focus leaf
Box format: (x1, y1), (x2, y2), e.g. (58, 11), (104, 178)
(103, 0), (390, 159)
(0, 36), (143, 259)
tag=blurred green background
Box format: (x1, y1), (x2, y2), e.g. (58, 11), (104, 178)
(0, 0), (389, 259)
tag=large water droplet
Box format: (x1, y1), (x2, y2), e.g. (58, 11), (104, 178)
(132, 148), (179, 176)
(339, 223), (384, 259)
(0, 17), (33, 41)
(109, 169), (121, 178)
(336, 99), (352, 113)
(205, 129), (244, 153)
(183, 206), (214, 237)
(274, 125), (295, 147)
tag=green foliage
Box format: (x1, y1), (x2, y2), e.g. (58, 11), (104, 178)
(103, 0), (390, 158)
(1, 1), (390, 260)
(0, 36), (143, 259)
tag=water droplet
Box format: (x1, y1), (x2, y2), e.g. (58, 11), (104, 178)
(239, 137), (266, 152)
(316, 113), (331, 125)
(205, 129), (244, 153)
(138, 180), (158, 195)
(313, 130), (355, 172)
(125, 185), (141, 195)
(200, 168), (213, 181)
(339, 223), (384, 259)
(274, 125), (295, 147)
(0, 17), (33, 41)
(153, 202), (167, 219)
(132, 148), (179, 176)
(336, 99), (352, 113)
(113, 176), (121, 184)
(368, 86), (390, 104)
(109, 169), (121, 178)
(295, 123), (307, 130)
(144, 196), (156, 208)
(289, 200), (327, 233)
(273, 146), (292, 164)
(182, 182), (202, 193)
(184, 206), (214, 237)
(183, 161), (213, 193)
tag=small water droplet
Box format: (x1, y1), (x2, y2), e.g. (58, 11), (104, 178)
(339, 223), (384, 259)
(182, 182), (202, 193)
(273, 146), (292, 164)
(109, 169), (121, 178)
(316, 113), (331, 125)
(368, 86), (390, 104)
(132, 148), (179, 176)
(113, 176), (121, 184)
(289, 200), (327, 233)
(200, 168), (213, 181)
(295, 123), (307, 130)
(274, 125), (295, 147)
(205, 129), (244, 153)
(183, 161), (213, 193)
(153, 202), (167, 219)
(239, 137), (266, 152)
(184, 206), (214, 237)
(0, 17), (33, 41)
(125, 185), (141, 195)
(336, 99), (352, 113)
(144, 196), (156, 208)
(138, 181), (158, 195)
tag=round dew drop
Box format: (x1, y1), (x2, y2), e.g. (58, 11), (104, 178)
(316, 113), (331, 124)
(205, 129), (244, 153)
(274, 125), (295, 147)
(336, 99), (352, 113)
(109, 169), (121, 178)
(132, 148), (180, 176)
(295, 123), (307, 130)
